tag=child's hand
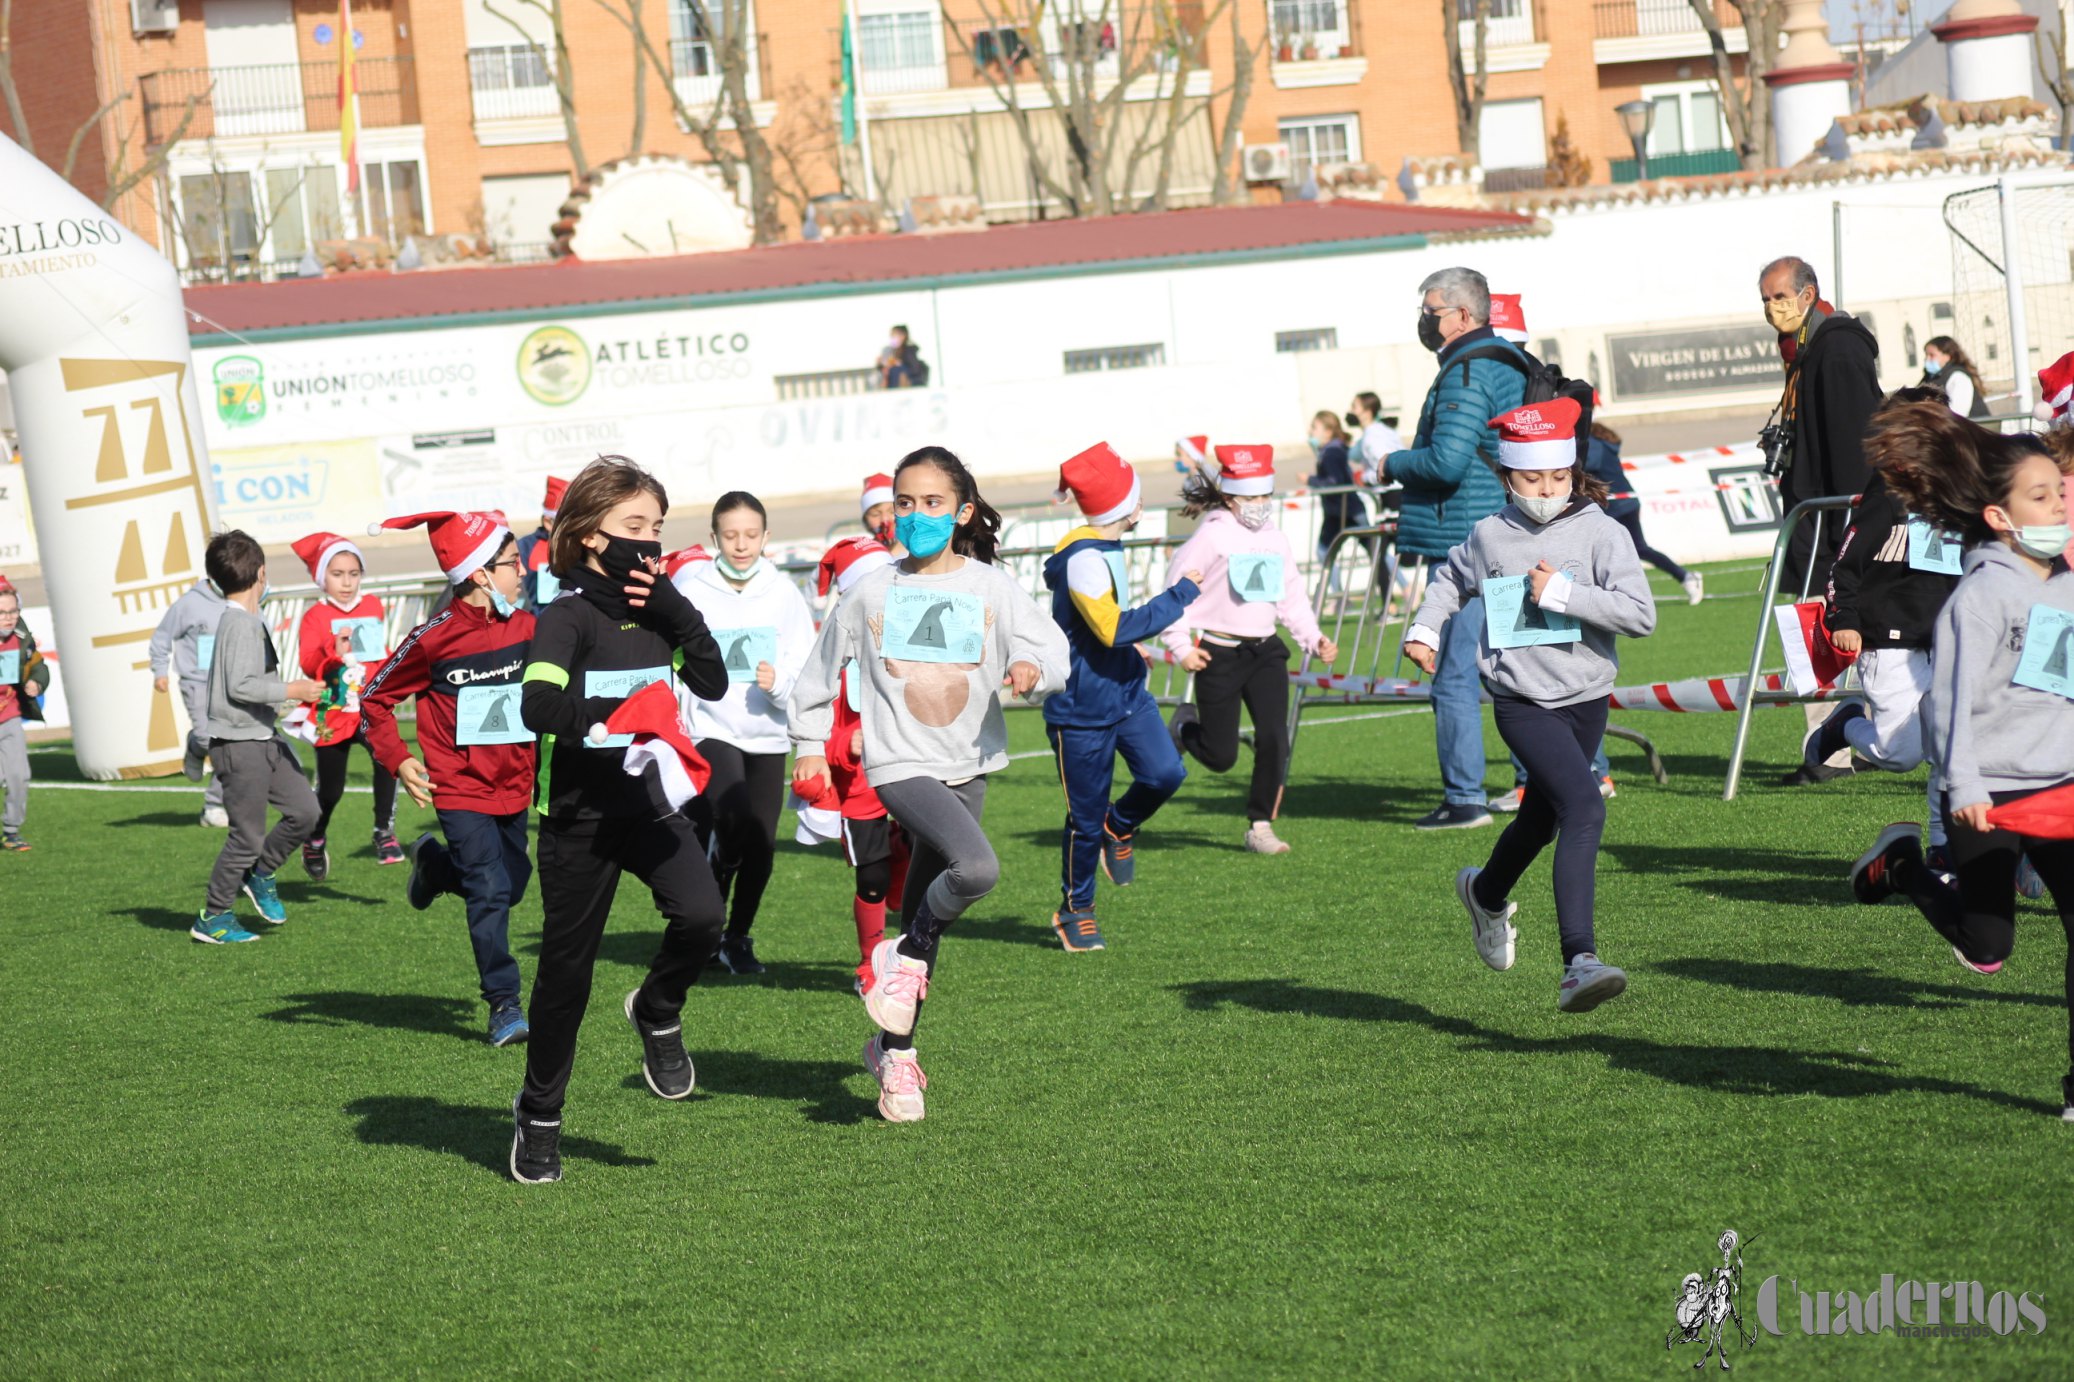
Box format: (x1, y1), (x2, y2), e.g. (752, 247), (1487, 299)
(398, 758), (434, 809)
(756, 660), (777, 692)
(1831, 628), (1862, 654)
(1528, 560), (1558, 604)
(849, 729), (864, 758)
(1403, 640), (1438, 675)
(286, 678), (324, 702)
(1181, 569), (1204, 586)
(1952, 802), (1995, 833)
(1007, 660), (1040, 696)
(794, 754), (833, 798)
(1178, 648), (1211, 673)
(154, 675), (169, 694)
(1315, 636), (1339, 663)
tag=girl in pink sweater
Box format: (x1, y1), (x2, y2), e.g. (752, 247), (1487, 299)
(1161, 445), (1336, 854)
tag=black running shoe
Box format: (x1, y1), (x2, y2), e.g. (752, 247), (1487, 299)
(405, 833), (443, 912)
(1802, 701), (1866, 773)
(1168, 702), (1199, 757)
(1413, 802), (1493, 831)
(715, 934), (767, 976)
(1850, 822), (1921, 905)
(509, 1095), (562, 1184)
(623, 988), (696, 1099)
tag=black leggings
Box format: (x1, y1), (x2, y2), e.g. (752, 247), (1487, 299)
(520, 813), (725, 1118)
(1473, 695), (1609, 964)
(1612, 508), (1688, 584)
(1895, 790), (2074, 1087)
(692, 740), (787, 937)
(313, 728), (396, 840)
(1180, 636), (1289, 822)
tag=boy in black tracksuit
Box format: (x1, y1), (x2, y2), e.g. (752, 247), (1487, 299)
(514, 503), (728, 1181)
(1806, 468), (1961, 855)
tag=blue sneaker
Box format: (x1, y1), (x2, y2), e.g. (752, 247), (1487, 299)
(489, 1004), (530, 1047)
(242, 869), (287, 925)
(406, 833), (443, 912)
(1100, 820), (1136, 887)
(2017, 853), (2045, 901)
(1052, 908), (1106, 952)
(191, 910), (259, 944)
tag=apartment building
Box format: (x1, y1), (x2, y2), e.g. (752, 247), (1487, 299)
(2, 0), (1752, 282)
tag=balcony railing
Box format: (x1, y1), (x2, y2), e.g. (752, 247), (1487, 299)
(467, 44), (558, 122)
(139, 56), (418, 145)
(1593, 0), (1731, 39)
(1269, 0), (1364, 60)
(1610, 147), (1742, 181)
(669, 32), (773, 108)
(1482, 165), (1549, 193)
(1457, 0), (1537, 50)
(830, 5), (1211, 100)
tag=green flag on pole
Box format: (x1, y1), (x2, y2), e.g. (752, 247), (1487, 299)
(840, 15), (859, 146)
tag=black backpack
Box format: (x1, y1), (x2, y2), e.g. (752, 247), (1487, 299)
(1453, 344), (1596, 463)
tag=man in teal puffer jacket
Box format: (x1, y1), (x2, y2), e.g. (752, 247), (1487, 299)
(1383, 266), (1527, 830)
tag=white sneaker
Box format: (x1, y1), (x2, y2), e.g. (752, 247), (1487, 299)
(199, 806), (230, 829)
(863, 1034), (926, 1123)
(1598, 776), (1617, 800)
(1681, 573), (1705, 606)
(1243, 822), (1291, 855)
(863, 937), (929, 1036)
(1558, 953), (1628, 1013)
(1456, 866), (1517, 972)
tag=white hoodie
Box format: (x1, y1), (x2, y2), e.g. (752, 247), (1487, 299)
(672, 557), (817, 754)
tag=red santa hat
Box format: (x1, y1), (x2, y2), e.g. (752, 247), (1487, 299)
(817, 535), (892, 596)
(369, 511), (511, 583)
(586, 679), (711, 813)
(1214, 443), (1275, 496)
(1054, 442), (1141, 525)
(1176, 435), (1209, 464)
(1491, 397), (1583, 471)
(663, 545), (712, 582)
(788, 772), (844, 846)
(1489, 293), (1528, 344)
(2036, 352), (2074, 424)
(859, 472), (895, 516)
(541, 475), (569, 518)
(292, 531), (364, 582)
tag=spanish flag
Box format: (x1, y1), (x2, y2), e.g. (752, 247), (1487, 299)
(337, 0), (359, 195)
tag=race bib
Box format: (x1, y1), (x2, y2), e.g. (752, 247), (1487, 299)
(1483, 573), (1581, 649)
(843, 658), (863, 713)
(1906, 519), (1963, 575)
(2012, 603), (2074, 700)
(881, 587), (985, 663)
(332, 616), (387, 663)
(713, 626), (779, 684)
(455, 684), (531, 745)
(583, 665), (672, 747)
(194, 633), (216, 673)
(1227, 552), (1283, 603)
(0, 649), (16, 684)
(535, 567), (561, 606)
(1102, 549), (1130, 601)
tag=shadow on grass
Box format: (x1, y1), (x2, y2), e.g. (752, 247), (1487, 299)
(344, 1094), (656, 1174)
(1599, 842), (1860, 903)
(263, 990), (477, 1039)
(945, 916), (1060, 950)
(1171, 979), (2060, 1117)
(106, 811), (208, 829)
(275, 880), (394, 909)
(118, 906), (202, 933)
(1651, 957), (2065, 1011)
(622, 1050), (873, 1126)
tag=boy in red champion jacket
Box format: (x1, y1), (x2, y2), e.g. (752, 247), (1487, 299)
(360, 512), (538, 1048)
(289, 530), (401, 875)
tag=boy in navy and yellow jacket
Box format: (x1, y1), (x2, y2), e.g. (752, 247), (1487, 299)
(1040, 443), (1201, 952)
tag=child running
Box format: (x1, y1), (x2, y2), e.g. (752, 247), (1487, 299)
(1849, 404), (2074, 1122)
(671, 491), (816, 976)
(860, 472), (896, 548)
(289, 531), (401, 875)
(1403, 399), (1656, 1012)
(1159, 444), (1336, 855)
(149, 572), (231, 827)
(192, 531), (324, 943)
(802, 536), (910, 993)
(510, 456), (730, 1184)
(1042, 442), (1201, 951)
(791, 447), (1070, 1123)
(519, 475), (567, 612)
(359, 510), (538, 1048)
(0, 581), (50, 853)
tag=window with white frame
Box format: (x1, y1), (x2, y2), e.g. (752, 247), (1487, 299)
(856, 6), (944, 95)
(174, 162), (344, 279)
(1064, 343), (1165, 374)
(1457, 0), (1534, 48)
(1269, 0), (1349, 53)
(1641, 82), (1730, 157)
(671, 0), (760, 102)
(1478, 97), (1545, 171)
(1279, 114), (1360, 178)
(1276, 328), (1339, 352)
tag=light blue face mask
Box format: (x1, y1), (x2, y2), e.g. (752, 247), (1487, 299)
(2015, 523), (2072, 560)
(1923, 358), (1945, 376)
(895, 510), (958, 558)
(487, 583), (519, 618)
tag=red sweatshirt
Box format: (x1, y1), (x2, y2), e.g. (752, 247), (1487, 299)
(361, 599), (537, 816)
(825, 663), (888, 821)
(296, 594), (387, 745)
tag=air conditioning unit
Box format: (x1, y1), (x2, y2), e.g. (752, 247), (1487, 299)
(130, 0), (179, 35)
(1242, 142), (1292, 184)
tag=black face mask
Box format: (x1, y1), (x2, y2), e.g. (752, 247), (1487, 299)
(1344, 411), (1362, 430)
(1417, 311), (1447, 353)
(594, 533), (663, 587)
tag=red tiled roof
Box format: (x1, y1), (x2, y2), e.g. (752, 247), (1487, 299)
(182, 199), (1533, 339)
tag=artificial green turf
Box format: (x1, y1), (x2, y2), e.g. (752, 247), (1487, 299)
(2, 559), (2068, 1379)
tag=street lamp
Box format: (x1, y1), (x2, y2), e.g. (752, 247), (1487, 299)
(1616, 99), (1656, 182)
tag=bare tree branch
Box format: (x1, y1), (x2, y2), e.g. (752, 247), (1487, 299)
(489, 0), (590, 178)
(1688, 0), (1776, 170)
(1444, 0), (1491, 160)
(103, 89), (203, 209)
(0, 0), (33, 157)
(2037, 22), (2072, 150)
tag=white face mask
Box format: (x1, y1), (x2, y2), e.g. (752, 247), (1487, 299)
(1234, 498), (1275, 531)
(2014, 523), (2072, 560)
(1513, 491), (1569, 525)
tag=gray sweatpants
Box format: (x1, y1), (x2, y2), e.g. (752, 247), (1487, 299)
(206, 737), (319, 914)
(875, 775), (996, 930)
(181, 679), (225, 811)
(0, 716), (27, 834)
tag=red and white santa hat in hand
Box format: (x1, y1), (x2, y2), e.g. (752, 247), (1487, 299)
(540, 475), (569, 520)
(663, 545), (713, 584)
(1214, 443), (1275, 496)
(1175, 434), (1209, 465)
(2035, 352), (2074, 424)
(1491, 396), (1582, 470)
(817, 535), (892, 596)
(369, 511), (510, 582)
(587, 679), (711, 813)
(1055, 442), (1141, 525)
(1489, 293), (1528, 344)
(292, 531), (364, 582)
(859, 472), (895, 517)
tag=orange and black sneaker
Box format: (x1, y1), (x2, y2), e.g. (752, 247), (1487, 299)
(1052, 908), (1106, 953)
(1, 833), (28, 853)
(1100, 822), (1136, 886)
(1850, 822), (1921, 906)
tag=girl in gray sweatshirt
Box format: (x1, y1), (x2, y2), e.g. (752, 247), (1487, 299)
(1848, 404), (2074, 1122)
(1405, 399), (1656, 1014)
(791, 447), (1070, 1125)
